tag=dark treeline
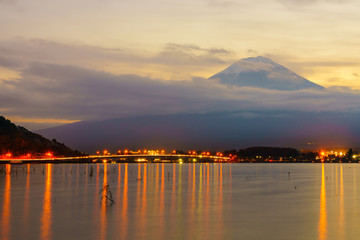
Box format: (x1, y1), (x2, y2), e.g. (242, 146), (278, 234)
(238, 147), (300, 159)
(223, 147), (310, 162)
(0, 116), (84, 157)
(222, 147), (356, 162)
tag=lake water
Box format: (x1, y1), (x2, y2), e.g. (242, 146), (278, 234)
(1, 163), (359, 240)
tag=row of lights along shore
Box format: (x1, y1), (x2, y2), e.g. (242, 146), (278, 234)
(1, 152), (53, 159)
(96, 149), (226, 157)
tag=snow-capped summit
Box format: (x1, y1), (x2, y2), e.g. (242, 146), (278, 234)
(209, 56), (324, 91)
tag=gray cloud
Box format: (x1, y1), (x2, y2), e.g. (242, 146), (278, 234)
(276, 0), (349, 10)
(0, 38), (237, 82)
(156, 43), (234, 66)
(1, 38), (360, 130)
(0, 38), (235, 67)
(2, 61), (360, 130)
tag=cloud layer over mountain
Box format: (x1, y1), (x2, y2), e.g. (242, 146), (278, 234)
(1, 58), (360, 130)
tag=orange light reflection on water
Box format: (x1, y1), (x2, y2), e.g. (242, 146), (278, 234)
(41, 164), (52, 240)
(1, 164), (11, 240)
(22, 164), (30, 238)
(139, 163), (147, 236)
(117, 164), (121, 201)
(120, 163), (128, 239)
(318, 164), (327, 240)
(339, 165), (344, 239)
(159, 163), (165, 238)
(100, 163), (108, 240)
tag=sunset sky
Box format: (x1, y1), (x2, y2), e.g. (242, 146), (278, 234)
(1, 0), (360, 129)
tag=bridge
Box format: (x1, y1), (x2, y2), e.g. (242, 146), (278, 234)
(0, 154), (231, 164)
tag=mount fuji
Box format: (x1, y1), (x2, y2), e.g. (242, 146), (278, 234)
(35, 56), (360, 153)
(209, 56), (324, 91)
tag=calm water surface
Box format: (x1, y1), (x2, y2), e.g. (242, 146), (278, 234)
(0, 163), (359, 240)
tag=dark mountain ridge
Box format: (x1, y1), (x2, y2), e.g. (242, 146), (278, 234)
(0, 116), (82, 157)
(36, 111), (360, 153)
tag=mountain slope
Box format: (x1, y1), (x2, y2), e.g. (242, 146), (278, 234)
(209, 56), (324, 91)
(36, 112), (360, 153)
(0, 116), (82, 157)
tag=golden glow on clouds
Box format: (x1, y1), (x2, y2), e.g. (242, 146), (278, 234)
(1, 0), (360, 128)
(6, 116), (79, 124)
(1, 0), (360, 88)
(0, 67), (20, 81)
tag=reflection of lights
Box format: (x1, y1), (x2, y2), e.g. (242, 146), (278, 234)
(318, 164), (327, 240)
(2, 164), (11, 239)
(179, 159), (183, 164)
(41, 164), (52, 240)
